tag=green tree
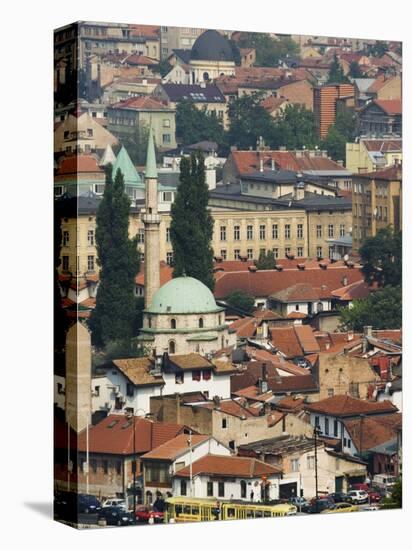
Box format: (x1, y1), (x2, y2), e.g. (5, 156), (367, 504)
(271, 104), (319, 149)
(327, 54), (349, 84)
(348, 60), (364, 78)
(366, 41), (389, 58)
(359, 228), (402, 287)
(227, 92), (274, 149)
(237, 33), (299, 67)
(122, 123), (157, 165)
(254, 250), (277, 270)
(89, 165), (140, 347)
(170, 152), (215, 290)
(321, 109), (356, 161)
(154, 59), (172, 77)
(176, 100), (225, 147)
(225, 290), (255, 314)
(339, 286), (402, 331)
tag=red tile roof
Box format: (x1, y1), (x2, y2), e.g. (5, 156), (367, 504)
(244, 349), (310, 375)
(77, 416), (188, 455)
(174, 454), (282, 478)
(305, 395), (398, 417)
(362, 139), (402, 153)
(358, 164), (402, 181)
(124, 54), (158, 66)
(214, 266), (364, 299)
(343, 413), (402, 452)
(130, 24), (160, 38)
(112, 96), (169, 110)
(367, 75), (398, 93)
(275, 395), (305, 411)
(57, 155), (103, 175)
(229, 317), (258, 338)
(141, 434), (210, 460)
(270, 282), (332, 302)
(332, 279), (371, 301)
(373, 99), (402, 115)
(135, 262), (173, 286)
(261, 96), (288, 112)
(267, 374), (318, 394)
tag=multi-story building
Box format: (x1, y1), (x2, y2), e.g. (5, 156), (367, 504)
(358, 99), (402, 138)
(352, 164), (402, 251)
(160, 26), (205, 60)
(313, 82), (355, 138)
(108, 96), (177, 150)
(346, 138), (402, 174)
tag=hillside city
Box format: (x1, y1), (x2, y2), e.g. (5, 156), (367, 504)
(53, 23), (402, 527)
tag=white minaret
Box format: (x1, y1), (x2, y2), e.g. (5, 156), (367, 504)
(142, 127), (161, 308)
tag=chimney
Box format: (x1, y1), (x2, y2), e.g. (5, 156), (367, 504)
(259, 158), (264, 172)
(363, 325), (373, 338)
(271, 158), (275, 171)
(175, 393), (181, 424)
(319, 262), (327, 270)
(336, 160), (344, 166)
(248, 265), (257, 272)
(212, 395), (221, 409)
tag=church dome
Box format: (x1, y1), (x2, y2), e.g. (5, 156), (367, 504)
(190, 29), (234, 62)
(146, 276), (223, 314)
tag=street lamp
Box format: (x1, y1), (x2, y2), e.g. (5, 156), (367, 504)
(313, 425), (321, 514)
(125, 408), (146, 520)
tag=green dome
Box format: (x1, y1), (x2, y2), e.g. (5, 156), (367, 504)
(146, 277), (222, 314)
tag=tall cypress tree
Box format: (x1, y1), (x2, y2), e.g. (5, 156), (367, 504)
(170, 151), (215, 290)
(327, 54), (349, 84)
(89, 165), (140, 347)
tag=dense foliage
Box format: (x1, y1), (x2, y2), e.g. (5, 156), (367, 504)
(225, 289), (256, 314)
(89, 166), (140, 347)
(327, 54), (349, 84)
(360, 228), (402, 287)
(322, 109), (357, 161)
(254, 250), (277, 270)
(236, 33), (299, 67)
(176, 100), (225, 147)
(170, 152), (215, 290)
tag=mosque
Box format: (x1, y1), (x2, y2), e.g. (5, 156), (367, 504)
(137, 128), (235, 356)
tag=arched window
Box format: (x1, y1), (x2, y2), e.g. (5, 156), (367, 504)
(170, 318), (176, 329)
(203, 71), (209, 81)
(148, 316), (152, 328)
(169, 340), (176, 354)
(199, 317), (204, 328)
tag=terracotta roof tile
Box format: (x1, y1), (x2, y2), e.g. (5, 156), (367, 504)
(343, 413), (402, 452)
(267, 374), (318, 394)
(305, 395), (398, 417)
(373, 99), (402, 115)
(168, 353), (212, 371)
(141, 434), (209, 460)
(332, 280), (371, 301)
(174, 454), (282, 477)
(57, 155), (103, 175)
(112, 96), (170, 111)
(112, 357), (164, 387)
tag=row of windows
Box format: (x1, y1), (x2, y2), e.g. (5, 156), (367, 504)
(218, 224), (303, 242)
(62, 255), (95, 272)
(315, 224), (346, 238)
(218, 246), (306, 261)
(174, 369), (212, 384)
(62, 229), (94, 247)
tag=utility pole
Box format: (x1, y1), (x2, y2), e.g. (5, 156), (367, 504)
(188, 430), (193, 497)
(314, 425), (320, 513)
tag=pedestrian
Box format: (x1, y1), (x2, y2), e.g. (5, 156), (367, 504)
(250, 490), (254, 502)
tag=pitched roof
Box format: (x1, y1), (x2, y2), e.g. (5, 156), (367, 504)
(305, 395), (398, 417)
(193, 399), (260, 418)
(112, 357), (164, 387)
(57, 155), (103, 175)
(161, 83), (225, 103)
(357, 164), (402, 181)
(214, 266), (364, 299)
(112, 146), (143, 185)
(261, 96), (288, 112)
(168, 353), (213, 371)
(229, 317), (258, 338)
(367, 75), (399, 93)
(372, 99), (402, 115)
(270, 282), (332, 302)
(267, 374), (318, 394)
(332, 279), (371, 301)
(174, 454), (281, 478)
(343, 413), (402, 452)
(141, 434), (209, 460)
(244, 349), (311, 376)
(112, 96), (171, 111)
(362, 139), (402, 152)
(77, 415), (187, 455)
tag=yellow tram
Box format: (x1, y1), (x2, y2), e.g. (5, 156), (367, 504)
(164, 497), (297, 523)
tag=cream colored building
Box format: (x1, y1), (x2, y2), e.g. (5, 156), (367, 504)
(346, 139), (402, 174)
(54, 113), (118, 154)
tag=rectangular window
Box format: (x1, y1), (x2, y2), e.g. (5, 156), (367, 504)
(163, 119), (170, 127)
(87, 255), (95, 272)
(94, 184), (104, 195)
(234, 225), (240, 240)
(272, 224), (278, 239)
(87, 128), (93, 137)
(316, 246), (322, 259)
(220, 226), (227, 241)
(207, 481), (213, 497)
(315, 416), (320, 428)
(166, 227), (171, 242)
(234, 249), (241, 260)
(291, 458), (299, 472)
(180, 480), (187, 496)
(307, 456), (315, 470)
(325, 418), (329, 435)
(137, 229), (145, 244)
(102, 460), (108, 474)
(328, 388), (334, 398)
(62, 256), (69, 271)
(87, 229), (94, 246)
(247, 225), (253, 240)
(126, 383), (134, 397)
(202, 369), (212, 381)
(285, 246), (291, 256)
(259, 225), (266, 240)
(220, 249), (227, 260)
(222, 418), (227, 429)
(340, 224), (345, 237)
(115, 461), (121, 475)
(297, 247), (304, 257)
(192, 371), (201, 381)
(316, 225), (322, 238)
(328, 224), (334, 238)
(218, 481), (225, 497)
(162, 134), (171, 143)
(247, 248), (253, 260)
(166, 252), (173, 265)
(285, 224), (291, 239)
(175, 372), (184, 384)
(63, 231), (70, 246)
(297, 224), (303, 239)
(273, 247), (279, 258)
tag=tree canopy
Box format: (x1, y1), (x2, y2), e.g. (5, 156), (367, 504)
(225, 289), (255, 314)
(339, 285), (402, 331)
(227, 92), (275, 150)
(89, 165), (140, 347)
(122, 123), (157, 165)
(271, 104), (319, 150)
(327, 54), (349, 84)
(322, 109), (357, 161)
(254, 249), (277, 270)
(176, 100), (225, 147)
(236, 33), (299, 67)
(170, 151), (215, 290)
(359, 227), (402, 287)
(348, 60), (364, 78)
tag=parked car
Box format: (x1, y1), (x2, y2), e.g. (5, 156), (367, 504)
(54, 492), (102, 519)
(302, 499), (333, 514)
(351, 483), (370, 492)
(329, 492), (350, 503)
(289, 497), (308, 509)
(77, 494), (102, 514)
(367, 491), (382, 504)
(98, 506), (135, 526)
(372, 474), (396, 493)
(321, 502), (359, 514)
(102, 499), (127, 510)
(135, 505), (165, 524)
(347, 490), (369, 504)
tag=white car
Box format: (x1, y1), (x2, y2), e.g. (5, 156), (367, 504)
(102, 498), (127, 509)
(347, 490), (368, 504)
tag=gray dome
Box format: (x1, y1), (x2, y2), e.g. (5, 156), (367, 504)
(191, 30), (234, 62)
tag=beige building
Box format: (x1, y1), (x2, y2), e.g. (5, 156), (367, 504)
(346, 138), (402, 174)
(352, 164), (402, 251)
(54, 113), (118, 155)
